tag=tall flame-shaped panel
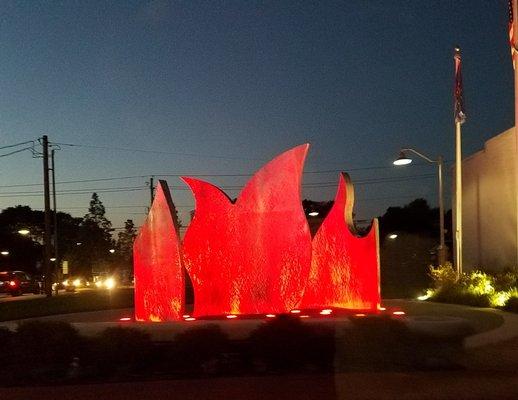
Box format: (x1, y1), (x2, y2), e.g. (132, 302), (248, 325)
(300, 173), (380, 310)
(134, 180), (184, 321)
(182, 144), (312, 316)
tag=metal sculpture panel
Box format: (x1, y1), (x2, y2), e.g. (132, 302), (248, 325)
(133, 145), (381, 319)
(134, 180), (184, 321)
(300, 173), (380, 310)
(182, 144), (312, 316)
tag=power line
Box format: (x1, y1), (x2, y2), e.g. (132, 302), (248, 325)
(53, 141), (267, 161)
(0, 173), (436, 198)
(0, 140), (34, 150)
(0, 146), (35, 158)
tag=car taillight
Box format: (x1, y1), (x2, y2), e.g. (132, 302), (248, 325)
(9, 281), (17, 287)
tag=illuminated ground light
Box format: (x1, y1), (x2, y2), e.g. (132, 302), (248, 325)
(299, 315), (310, 318)
(182, 314), (190, 318)
(265, 314), (276, 318)
(185, 317), (196, 321)
(320, 309), (333, 315)
(392, 311), (405, 316)
(119, 317), (132, 322)
(290, 309), (301, 314)
(354, 313), (366, 317)
(226, 314), (238, 319)
(378, 306), (386, 311)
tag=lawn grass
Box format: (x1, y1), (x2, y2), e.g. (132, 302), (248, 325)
(384, 299), (505, 333)
(0, 289), (134, 322)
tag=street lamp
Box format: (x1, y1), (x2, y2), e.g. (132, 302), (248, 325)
(393, 148), (447, 266)
(17, 229), (30, 236)
(1, 251), (9, 256)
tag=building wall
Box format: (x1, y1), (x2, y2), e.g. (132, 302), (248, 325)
(461, 127), (517, 271)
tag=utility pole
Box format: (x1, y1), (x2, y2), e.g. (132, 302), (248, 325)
(149, 176), (155, 205)
(51, 148), (59, 293)
(42, 135), (53, 297)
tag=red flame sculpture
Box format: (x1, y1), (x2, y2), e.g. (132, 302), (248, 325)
(133, 145), (380, 320)
(300, 173), (380, 311)
(134, 180), (184, 321)
(182, 144), (312, 316)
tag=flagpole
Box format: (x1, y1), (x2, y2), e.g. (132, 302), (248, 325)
(512, 0), (518, 269)
(454, 46), (464, 279)
(455, 120), (463, 277)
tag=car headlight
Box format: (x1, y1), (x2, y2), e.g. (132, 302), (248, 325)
(104, 278), (116, 290)
(73, 278), (81, 287)
(63, 280), (69, 286)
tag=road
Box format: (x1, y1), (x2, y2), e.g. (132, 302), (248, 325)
(1, 370), (518, 400)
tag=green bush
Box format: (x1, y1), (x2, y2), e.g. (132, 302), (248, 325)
(503, 296), (518, 313)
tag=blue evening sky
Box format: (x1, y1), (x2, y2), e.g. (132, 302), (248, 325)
(0, 0), (514, 230)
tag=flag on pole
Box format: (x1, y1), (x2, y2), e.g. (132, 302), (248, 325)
(509, 0), (517, 69)
(454, 47), (466, 125)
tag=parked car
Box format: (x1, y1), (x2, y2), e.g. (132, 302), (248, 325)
(0, 271), (42, 296)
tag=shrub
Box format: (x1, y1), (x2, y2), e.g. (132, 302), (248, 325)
(248, 314), (334, 371)
(503, 294), (518, 313)
(169, 324), (230, 372)
(15, 321), (81, 366)
(89, 326), (152, 373)
(429, 263), (458, 289)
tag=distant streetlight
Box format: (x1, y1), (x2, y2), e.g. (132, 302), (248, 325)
(393, 148), (446, 266)
(308, 211), (319, 217)
(388, 234), (398, 240)
(109, 249), (115, 254)
(1, 251), (9, 256)
(50, 257), (56, 262)
(76, 242), (82, 246)
(17, 229), (30, 236)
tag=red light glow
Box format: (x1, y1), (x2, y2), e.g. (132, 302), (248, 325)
(300, 173), (380, 311)
(133, 145), (381, 321)
(134, 180), (184, 321)
(9, 281), (16, 287)
(182, 145), (312, 316)
(354, 313), (366, 317)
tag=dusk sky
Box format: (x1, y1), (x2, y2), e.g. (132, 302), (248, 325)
(0, 0), (514, 231)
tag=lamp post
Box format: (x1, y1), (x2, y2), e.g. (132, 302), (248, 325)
(393, 148), (447, 266)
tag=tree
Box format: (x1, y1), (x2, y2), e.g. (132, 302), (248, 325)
(71, 193), (115, 276)
(116, 219), (137, 267)
(83, 193), (113, 240)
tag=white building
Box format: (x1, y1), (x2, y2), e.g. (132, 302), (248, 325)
(461, 127), (518, 271)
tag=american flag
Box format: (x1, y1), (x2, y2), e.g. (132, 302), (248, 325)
(510, 0), (517, 69)
(454, 47), (466, 125)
